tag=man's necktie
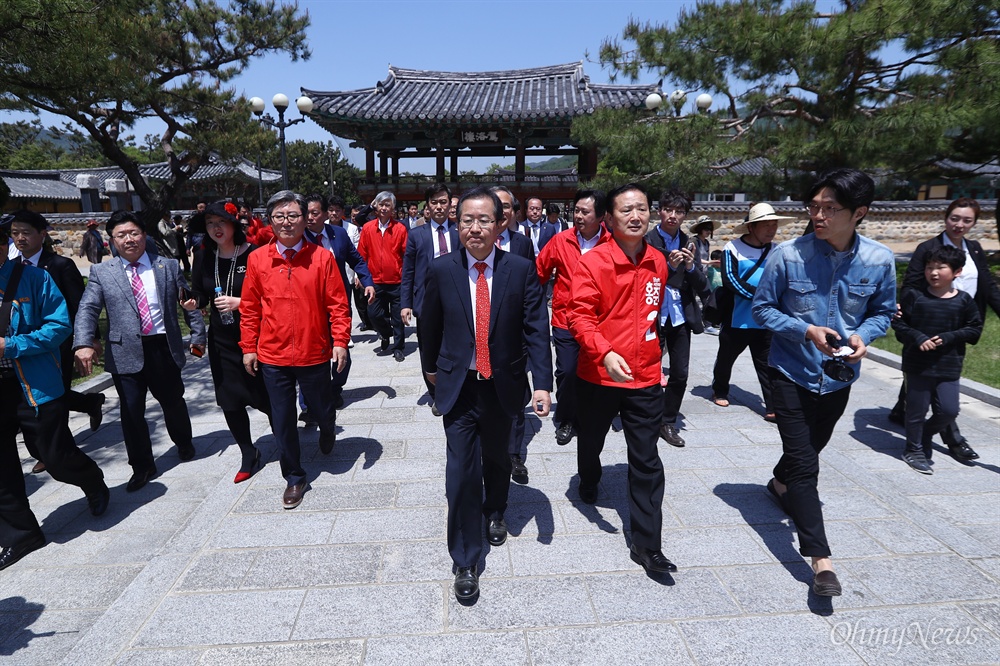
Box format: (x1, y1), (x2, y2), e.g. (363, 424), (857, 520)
(21, 258), (30, 266)
(474, 262), (491, 379)
(284, 248), (296, 262)
(128, 262), (154, 335)
(437, 225), (447, 256)
(495, 234), (502, 249)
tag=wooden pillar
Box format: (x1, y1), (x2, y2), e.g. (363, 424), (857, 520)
(436, 144), (446, 181)
(577, 146), (598, 182)
(378, 151), (388, 184)
(515, 142), (526, 182)
(391, 152), (400, 185)
(365, 147), (375, 182)
(450, 152), (459, 183)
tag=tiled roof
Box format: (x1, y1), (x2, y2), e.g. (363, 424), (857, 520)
(303, 62), (657, 134)
(3, 158), (280, 201)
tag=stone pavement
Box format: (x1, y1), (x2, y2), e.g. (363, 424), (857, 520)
(2, 325), (998, 665)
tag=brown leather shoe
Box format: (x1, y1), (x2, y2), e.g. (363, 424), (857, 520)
(30, 461), (46, 474)
(282, 483), (307, 510)
(813, 569), (842, 596)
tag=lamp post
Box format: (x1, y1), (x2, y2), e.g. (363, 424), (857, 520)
(249, 93), (314, 190)
(644, 89), (712, 116)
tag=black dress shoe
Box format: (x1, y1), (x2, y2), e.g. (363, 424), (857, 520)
(430, 402), (441, 417)
(393, 350), (405, 362)
(454, 567), (479, 599)
(555, 423), (575, 446)
(510, 455), (528, 480)
(177, 443), (196, 462)
(813, 569), (842, 596)
(630, 546), (677, 573)
(86, 484), (111, 517)
(0, 532), (46, 571)
(487, 517), (507, 546)
(659, 424), (685, 447)
(319, 430), (336, 455)
(887, 407), (905, 426)
(126, 465), (157, 493)
(89, 393), (106, 432)
(299, 409), (318, 425)
(579, 485), (598, 505)
(948, 441), (980, 462)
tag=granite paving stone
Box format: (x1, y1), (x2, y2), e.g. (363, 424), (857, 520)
(242, 543), (382, 588)
(293, 584), (442, 639)
(586, 569), (742, 622)
(198, 640), (364, 665)
(326, 507), (446, 543)
(841, 554), (1000, 604)
(114, 648), (206, 665)
(365, 632), (528, 666)
(525, 623), (693, 666)
(446, 577), (595, 631)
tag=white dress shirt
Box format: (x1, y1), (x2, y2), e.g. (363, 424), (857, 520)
(123, 252), (167, 335)
(466, 248), (495, 370)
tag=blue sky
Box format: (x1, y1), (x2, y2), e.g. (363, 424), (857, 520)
(3, 0), (687, 171)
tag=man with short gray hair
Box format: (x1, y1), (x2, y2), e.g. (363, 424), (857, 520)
(240, 190), (352, 510)
(357, 191), (408, 361)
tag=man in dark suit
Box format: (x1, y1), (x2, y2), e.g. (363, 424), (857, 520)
(645, 190), (708, 448)
(421, 187), (553, 601)
(8, 211), (106, 452)
(304, 193), (375, 410)
(520, 197), (558, 254)
(401, 183), (459, 415)
(74, 211), (206, 493)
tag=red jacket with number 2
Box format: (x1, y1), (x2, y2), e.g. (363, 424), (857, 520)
(239, 241), (351, 367)
(568, 240), (667, 388)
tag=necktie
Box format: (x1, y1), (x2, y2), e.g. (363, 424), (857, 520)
(128, 262), (154, 335)
(22, 258), (31, 266)
(474, 262), (491, 379)
(284, 248), (296, 262)
(495, 236), (502, 249)
(437, 225), (447, 257)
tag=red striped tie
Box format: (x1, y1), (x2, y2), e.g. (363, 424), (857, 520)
(474, 262), (491, 379)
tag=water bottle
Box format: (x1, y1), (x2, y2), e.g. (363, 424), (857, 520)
(215, 287), (234, 325)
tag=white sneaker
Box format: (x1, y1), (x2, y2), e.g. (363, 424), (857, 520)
(348, 338), (355, 348)
(704, 326), (720, 336)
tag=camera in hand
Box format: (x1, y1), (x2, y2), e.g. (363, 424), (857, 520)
(822, 333), (855, 383)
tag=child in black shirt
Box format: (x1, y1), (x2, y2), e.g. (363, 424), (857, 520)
(892, 246), (982, 473)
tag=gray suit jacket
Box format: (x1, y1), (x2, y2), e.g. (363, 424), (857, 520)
(74, 253), (202, 374)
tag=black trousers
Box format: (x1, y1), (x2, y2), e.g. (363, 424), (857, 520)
(576, 379), (665, 552)
(770, 370), (850, 558)
(552, 326), (580, 429)
(112, 335), (193, 473)
(904, 374), (960, 457)
(0, 377), (105, 546)
(444, 372), (513, 569)
(414, 313), (435, 399)
(892, 380), (964, 446)
(369, 283), (404, 352)
(353, 282), (371, 328)
(263, 361), (336, 486)
(711, 325), (774, 411)
(298, 350), (352, 409)
(660, 321), (691, 425)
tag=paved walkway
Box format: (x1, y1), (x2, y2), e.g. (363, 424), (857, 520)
(2, 324), (998, 665)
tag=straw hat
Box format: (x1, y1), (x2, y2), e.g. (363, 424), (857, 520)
(688, 215), (721, 234)
(732, 203), (795, 235)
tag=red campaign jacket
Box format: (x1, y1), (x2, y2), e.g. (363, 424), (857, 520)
(536, 227), (611, 330)
(357, 219), (407, 284)
(245, 216), (274, 246)
(239, 241), (351, 366)
(568, 240), (667, 388)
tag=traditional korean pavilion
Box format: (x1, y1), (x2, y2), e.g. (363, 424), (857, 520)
(303, 62), (657, 200)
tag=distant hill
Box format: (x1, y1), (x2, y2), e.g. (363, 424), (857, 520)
(525, 155), (577, 171)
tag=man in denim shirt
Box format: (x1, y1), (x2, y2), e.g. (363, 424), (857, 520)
(752, 169), (895, 597)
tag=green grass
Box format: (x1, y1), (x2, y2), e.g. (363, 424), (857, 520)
(870, 258), (1000, 388)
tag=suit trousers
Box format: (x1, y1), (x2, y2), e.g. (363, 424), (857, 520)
(369, 283), (404, 352)
(444, 372), (513, 569)
(0, 378), (105, 546)
(551, 326), (580, 429)
(263, 362), (336, 486)
(353, 282), (371, 328)
(769, 369), (850, 558)
(660, 321), (691, 425)
(711, 325), (774, 411)
(414, 314), (435, 399)
(112, 335), (193, 473)
(298, 350), (353, 409)
(576, 379), (665, 552)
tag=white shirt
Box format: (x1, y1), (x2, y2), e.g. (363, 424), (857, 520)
(942, 235), (978, 299)
(7, 239), (18, 260)
(378, 219), (391, 235)
(18, 248), (43, 266)
(276, 238), (305, 256)
(343, 224), (361, 283)
(577, 231), (600, 254)
(431, 221), (452, 258)
(524, 221), (542, 254)
(122, 252), (166, 336)
(466, 249), (495, 370)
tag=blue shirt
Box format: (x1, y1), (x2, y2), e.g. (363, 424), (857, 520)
(752, 233), (896, 394)
(655, 226), (687, 326)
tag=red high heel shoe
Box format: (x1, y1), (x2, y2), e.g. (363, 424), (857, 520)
(234, 449), (261, 484)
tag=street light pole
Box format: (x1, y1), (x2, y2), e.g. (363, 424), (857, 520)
(249, 93), (314, 191)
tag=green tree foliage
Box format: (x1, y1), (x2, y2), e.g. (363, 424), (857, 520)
(0, 0), (310, 232)
(578, 0), (999, 194)
(257, 139), (361, 205)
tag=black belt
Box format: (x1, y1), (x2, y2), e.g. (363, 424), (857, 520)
(466, 369), (492, 381)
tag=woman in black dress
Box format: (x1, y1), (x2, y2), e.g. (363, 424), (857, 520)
(182, 200), (271, 483)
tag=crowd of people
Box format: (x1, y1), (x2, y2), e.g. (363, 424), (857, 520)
(1, 168), (995, 603)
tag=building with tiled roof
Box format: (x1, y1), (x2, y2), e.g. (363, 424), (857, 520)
(303, 62), (657, 200)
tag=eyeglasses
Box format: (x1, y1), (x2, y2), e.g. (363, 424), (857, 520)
(112, 230), (143, 240)
(805, 204), (846, 217)
(270, 213), (302, 223)
(459, 218), (496, 229)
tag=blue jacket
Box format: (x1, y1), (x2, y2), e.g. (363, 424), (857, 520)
(1, 260), (71, 407)
(305, 223), (374, 292)
(752, 233), (895, 393)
